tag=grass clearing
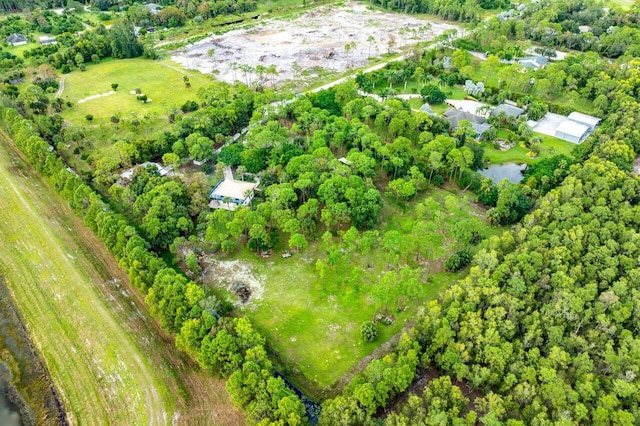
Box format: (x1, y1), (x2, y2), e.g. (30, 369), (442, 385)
(228, 187), (503, 398)
(60, 57), (213, 125)
(0, 132), (243, 425)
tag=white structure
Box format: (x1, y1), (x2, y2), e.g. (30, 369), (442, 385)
(120, 162), (171, 181)
(209, 178), (258, 210)
(39, 36), (57, 45)
(144, 2), (162, 14)
(567, 112), (601, 131)
(555, 119), (590, 144)
(445, 99), (490, 117)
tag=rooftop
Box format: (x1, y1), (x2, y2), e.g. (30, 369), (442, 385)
(7, 33), (26, 43)
(445, 99), (490, 117)
(444, 109), (487, 128)
(567, 111), (601, 127)
(211, 179), (258, 201)
(492, 104), (525, 118)
(556, 119), (590, 139)
(518, 55), (548, 69)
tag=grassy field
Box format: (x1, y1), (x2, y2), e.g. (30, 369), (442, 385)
(233, 187), (504, 398)
(0, 133), (243, 425)
(60, 57), (213, 125)
(58, 57), (215, 172)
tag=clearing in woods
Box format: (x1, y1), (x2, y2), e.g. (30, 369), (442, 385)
(0, 133), (244, 425)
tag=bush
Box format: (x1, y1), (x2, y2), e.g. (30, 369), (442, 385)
(432, 174), (444, 187)
(420, 84), (446, 104)
(181, 100), (199, 113)
(444, 249), (472, 272)
(361, 321), (378, 342)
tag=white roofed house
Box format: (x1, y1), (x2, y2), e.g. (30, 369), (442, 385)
(209, 178), (258, 210)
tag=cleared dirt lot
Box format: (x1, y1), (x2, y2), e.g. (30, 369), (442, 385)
(171, 2), (459, 86)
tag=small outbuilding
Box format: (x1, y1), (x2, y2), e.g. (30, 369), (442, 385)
(555, 119), (590, 144)
(567, 112), (601, 131)
(143, 2), (162, 14)
(38, 36), (57, 45)
(7, 33), (27, 46)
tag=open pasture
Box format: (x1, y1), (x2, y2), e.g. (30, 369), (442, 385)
(59, 58), (213, 125)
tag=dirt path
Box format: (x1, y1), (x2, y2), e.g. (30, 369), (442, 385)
(310, 54), (409, 93)
(0, 130), (244, 425)
(55, 76), (65, 99)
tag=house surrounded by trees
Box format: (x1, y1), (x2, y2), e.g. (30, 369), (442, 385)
(7, 33), (27, 46)
(209, 178), (258, 210)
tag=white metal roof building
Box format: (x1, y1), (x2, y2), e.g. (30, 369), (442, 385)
(555, 119), (590, 144)
(445, 99), (490, 117)
(567, 112), (601, 131)
(209, 179), (258, 210)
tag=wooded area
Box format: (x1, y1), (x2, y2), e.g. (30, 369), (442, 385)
(2, 0), (640, 423)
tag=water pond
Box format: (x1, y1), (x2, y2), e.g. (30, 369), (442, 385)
(478, 162), (527, 184)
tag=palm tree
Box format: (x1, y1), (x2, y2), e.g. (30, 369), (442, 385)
(367, 35), (375, 59)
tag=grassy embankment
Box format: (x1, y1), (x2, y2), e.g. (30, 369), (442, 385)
(0, 132), (243, 425)
(233, 187), (504, 398)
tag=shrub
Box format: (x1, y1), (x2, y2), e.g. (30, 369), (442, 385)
(361, 321), (378, 342)
(444, 249), (472, 272)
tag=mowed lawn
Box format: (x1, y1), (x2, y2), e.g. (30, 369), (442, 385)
(59, 58), (213, 125)
(240, 187), (503, 397)
(0, 135), (243, 425)
(482, 131), (576, 165)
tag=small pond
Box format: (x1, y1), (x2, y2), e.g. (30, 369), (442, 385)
(478, 162), (527, 184)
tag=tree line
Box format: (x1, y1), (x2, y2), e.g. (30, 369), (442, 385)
(0, 106), (307, 425)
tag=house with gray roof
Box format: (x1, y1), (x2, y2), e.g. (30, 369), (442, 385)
(518, 55), (548, 70)
(444, 109), (492, 138)
(143, 2), (162, 14)
(7, 33), (27, 46)
(491, 104), (525, 119)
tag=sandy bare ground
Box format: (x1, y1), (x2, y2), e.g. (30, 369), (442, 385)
(201, 256), (265, 309)
(171, 2), (459, 87)
(77, 90), (116, 104)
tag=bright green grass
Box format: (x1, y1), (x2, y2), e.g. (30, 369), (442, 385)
(58, 58), (213, 171)
(0, 132), (177, 425)
(239, 187), (503, 397)
(60, 57), (213, 125)
(482, 130), (576, 164)
(609, 0), (634, 9)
